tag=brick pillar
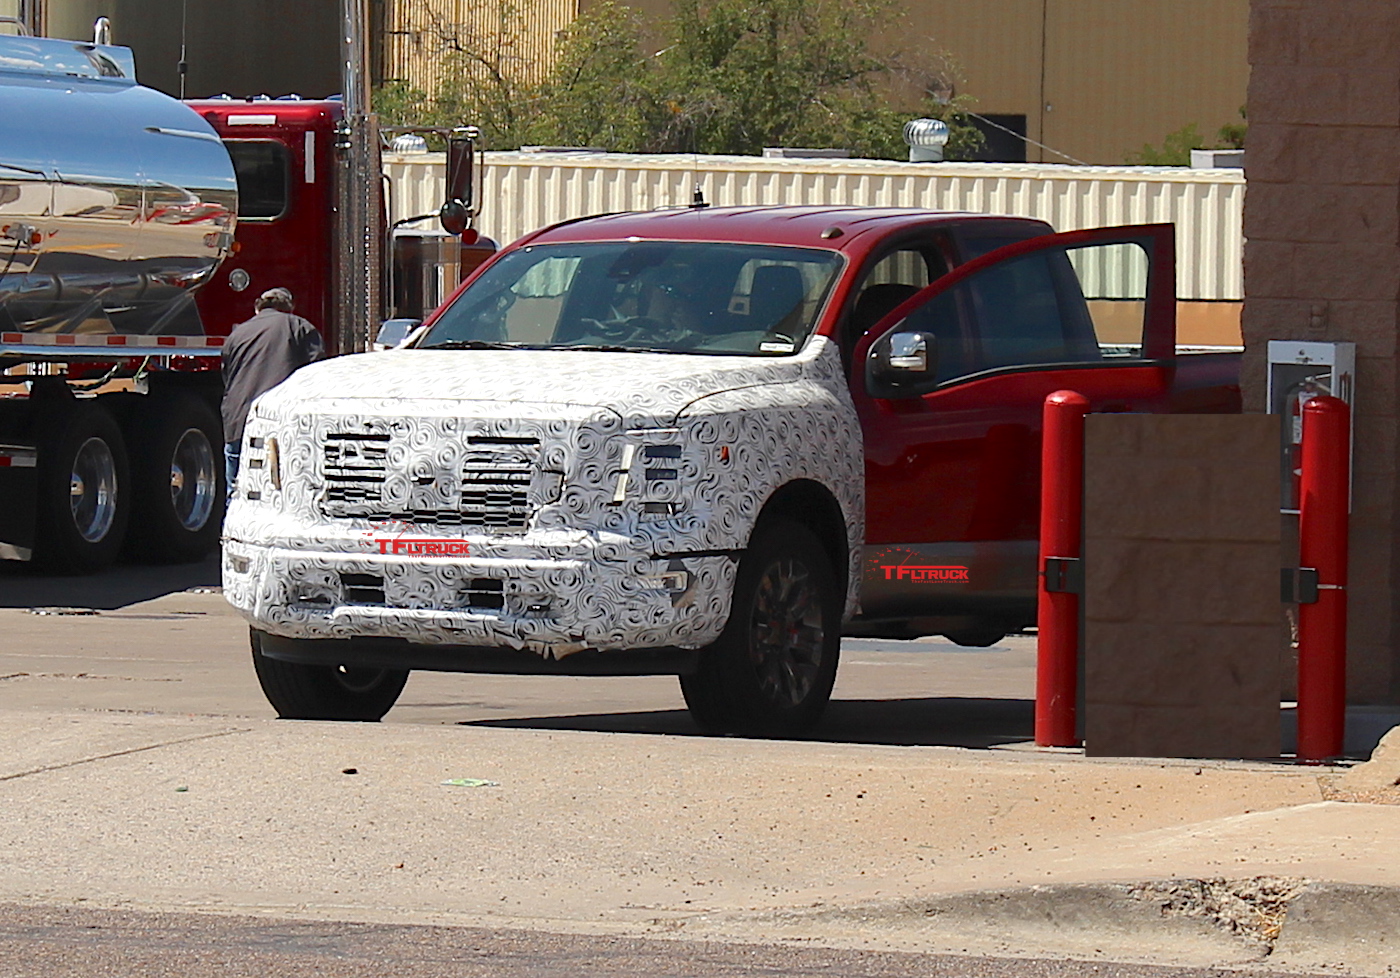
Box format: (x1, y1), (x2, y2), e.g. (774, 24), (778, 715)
(1245, 0), (1400, 703)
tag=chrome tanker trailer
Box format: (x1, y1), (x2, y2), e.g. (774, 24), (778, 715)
(0, 31), (237, 572)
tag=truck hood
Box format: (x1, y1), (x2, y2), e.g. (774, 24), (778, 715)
(257, 340), (844, 424)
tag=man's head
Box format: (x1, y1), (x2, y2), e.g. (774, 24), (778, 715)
(255, 287), (294, 313)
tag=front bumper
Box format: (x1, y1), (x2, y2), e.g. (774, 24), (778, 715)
(222, 537), (736, 659)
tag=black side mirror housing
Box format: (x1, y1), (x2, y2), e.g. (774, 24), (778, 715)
(439, 200), (469, 236)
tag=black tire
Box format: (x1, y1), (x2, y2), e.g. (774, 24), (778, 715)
(680, 519), (841, 737)
(250, 628), (408, 721)
(942, 626), (1007, 648)
(33, 402), (132, 573)
(126, 392), (225, 563)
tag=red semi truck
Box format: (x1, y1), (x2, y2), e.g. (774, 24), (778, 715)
(224, 205), (1242, 735)
(0, 28), (475, 573)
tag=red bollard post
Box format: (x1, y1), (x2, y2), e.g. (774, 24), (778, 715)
(1296, 395), (1351, 763)
(1036, 390), (1089, 747)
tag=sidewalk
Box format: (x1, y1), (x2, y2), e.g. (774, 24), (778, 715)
(2, 710), (1398, 972)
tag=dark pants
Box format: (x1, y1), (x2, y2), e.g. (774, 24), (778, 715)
(225, 441), (241, 495)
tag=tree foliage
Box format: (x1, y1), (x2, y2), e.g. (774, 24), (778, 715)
(376, 0), (982, 161)
(1127, 108), (1248, 165)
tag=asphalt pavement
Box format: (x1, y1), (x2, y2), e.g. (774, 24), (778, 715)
(1, 557), (1399, 975)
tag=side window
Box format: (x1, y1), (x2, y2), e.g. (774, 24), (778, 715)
(847, 245), (951, 348)
(224, 140), (289, 220)
(944, 240), (1151, 375)
(1066, 241), (1150, 357)
(968, 251), (1071, 370)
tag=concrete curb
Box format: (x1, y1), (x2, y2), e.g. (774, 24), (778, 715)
(1271, 883), (1400, 972)
(699, 878), (1400, 973)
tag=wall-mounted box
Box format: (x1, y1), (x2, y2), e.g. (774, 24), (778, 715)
(1266, 340), (1355, 513)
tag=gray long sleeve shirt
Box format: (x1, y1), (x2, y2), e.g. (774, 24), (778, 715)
(220, 309), (325, 444)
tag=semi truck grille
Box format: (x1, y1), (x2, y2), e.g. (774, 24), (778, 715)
(323, 433), (389, 504)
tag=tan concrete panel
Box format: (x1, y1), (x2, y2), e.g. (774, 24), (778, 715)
(1083, 413), (1281, 758)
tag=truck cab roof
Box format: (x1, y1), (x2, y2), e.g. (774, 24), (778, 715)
(523, 206), (1054, 258)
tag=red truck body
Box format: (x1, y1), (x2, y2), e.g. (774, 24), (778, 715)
(427, 205), (1242, 641)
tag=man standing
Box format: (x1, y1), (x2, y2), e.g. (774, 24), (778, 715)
(221, 287), (324, 490)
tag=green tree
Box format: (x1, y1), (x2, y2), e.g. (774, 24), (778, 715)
(377, 0), (982, 161)
(1127, 109), (1247, 165)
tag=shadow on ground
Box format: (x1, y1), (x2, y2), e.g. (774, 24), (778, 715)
(463, 696), (1035, 749)
(0, 554), (221, 610)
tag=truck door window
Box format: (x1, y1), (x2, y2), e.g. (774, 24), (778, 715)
(939, 241), (1148, 375)
(1065, 241), (1149, 357)
(224, 140), (289, 220)
(846, 246), (951, 351)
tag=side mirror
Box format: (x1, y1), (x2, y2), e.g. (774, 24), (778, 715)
(446, 127), (475, 208)
(439, 200), (469, 236)
(374, 318), (421, 351)
(866, 329), (941, 398)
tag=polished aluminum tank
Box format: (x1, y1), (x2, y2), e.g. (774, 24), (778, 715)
(0, 34), (237, 336)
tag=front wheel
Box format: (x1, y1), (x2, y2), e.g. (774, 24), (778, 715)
(251, 629), (408, 721)
(680, 519), (840, 737)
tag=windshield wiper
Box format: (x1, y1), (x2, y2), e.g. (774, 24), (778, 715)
(419, 339), (525, 351)
(556, 344), (659, 353)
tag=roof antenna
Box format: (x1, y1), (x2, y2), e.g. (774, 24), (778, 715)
(177, 0), (189, 98)
(687, 122), (708, 208)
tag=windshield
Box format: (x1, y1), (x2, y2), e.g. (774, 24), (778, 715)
(418, 241), (843, 355)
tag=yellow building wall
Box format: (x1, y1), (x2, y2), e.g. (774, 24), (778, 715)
(391, 0), (1249, 166)
(886, 0), (1249, 164)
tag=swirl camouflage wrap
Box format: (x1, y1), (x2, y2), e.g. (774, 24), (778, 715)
(222, 335), (863, 661)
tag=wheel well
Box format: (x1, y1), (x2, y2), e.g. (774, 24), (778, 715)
(755, 480), (849, 592)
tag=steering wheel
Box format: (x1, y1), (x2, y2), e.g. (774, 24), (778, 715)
(579, 315), (672, 344)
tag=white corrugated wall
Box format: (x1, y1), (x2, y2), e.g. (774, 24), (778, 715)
(384, 153), (1245, 301)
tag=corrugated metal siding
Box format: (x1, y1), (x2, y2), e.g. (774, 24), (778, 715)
(383, 0), (576, 95)
(384, 153), (1245, 300)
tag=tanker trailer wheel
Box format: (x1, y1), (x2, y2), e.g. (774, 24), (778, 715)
(127, 392), (224, 563)
(680, 519), (840, 737)
(251, 629), (408, 721)
(33, 402), (132, 573)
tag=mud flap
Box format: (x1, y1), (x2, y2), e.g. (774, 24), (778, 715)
(0, 445), (37, 560)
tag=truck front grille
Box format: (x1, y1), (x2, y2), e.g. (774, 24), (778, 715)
(323, 433), (389, 505)
(320, 431), (541, 532)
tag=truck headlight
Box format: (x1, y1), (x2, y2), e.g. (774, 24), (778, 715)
(267, 436), (282, 491)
